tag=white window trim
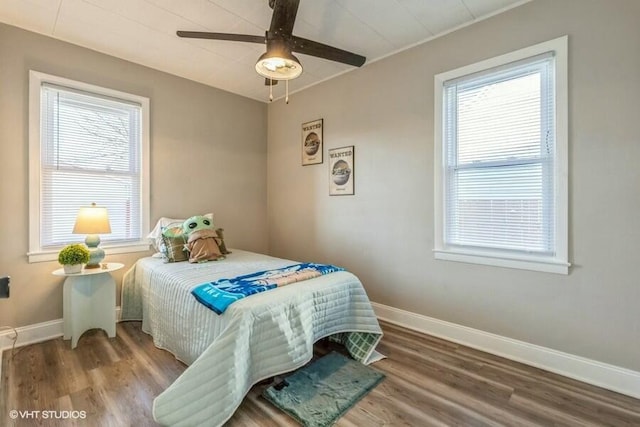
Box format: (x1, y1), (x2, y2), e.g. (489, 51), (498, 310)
(28, 71), (151, 263)
(433, 36), (569, 274)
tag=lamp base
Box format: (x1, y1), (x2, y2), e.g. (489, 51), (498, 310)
(85, 234), (105, 269)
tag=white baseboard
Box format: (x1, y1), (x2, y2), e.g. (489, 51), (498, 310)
(0, 319), (64, 391)
(372, 302), (640, 399)
(0, 319), (63, 352)
(0, 307), (122, 378)
(3, 305), (639, 400)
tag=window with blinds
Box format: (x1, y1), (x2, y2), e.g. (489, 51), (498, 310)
(434, 37), (569, 274)
(443, 54), (554, 254)
(29, 71), (150, 261)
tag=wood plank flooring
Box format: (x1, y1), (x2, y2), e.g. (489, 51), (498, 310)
(2, 321), (639, 426)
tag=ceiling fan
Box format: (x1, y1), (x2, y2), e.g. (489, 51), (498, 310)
(177, 0), (366, 100)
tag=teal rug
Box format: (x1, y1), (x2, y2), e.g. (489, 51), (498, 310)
(262, 351), (385, 427)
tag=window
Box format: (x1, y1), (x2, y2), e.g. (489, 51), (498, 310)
(434, 37), (569, 274)
(29, 71), (150, 263)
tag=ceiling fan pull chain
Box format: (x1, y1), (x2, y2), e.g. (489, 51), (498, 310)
(285, 80), (289, 104)
(269, 79), (273, 102)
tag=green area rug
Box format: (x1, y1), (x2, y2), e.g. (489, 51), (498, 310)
(262, 351), (385, 427)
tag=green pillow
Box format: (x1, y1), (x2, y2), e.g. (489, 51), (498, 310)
(214, 228), (231, 255)
(161, 222), (188, 262)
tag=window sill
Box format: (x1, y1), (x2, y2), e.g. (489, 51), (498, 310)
(28, 242), (151, 263)
(433, 248), (570, 275)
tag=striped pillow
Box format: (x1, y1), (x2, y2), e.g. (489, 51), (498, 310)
(161, 223), (188, 262)
(214, 228), (231, 255)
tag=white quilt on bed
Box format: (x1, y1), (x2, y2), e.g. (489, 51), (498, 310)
(120, 250), (382, 427)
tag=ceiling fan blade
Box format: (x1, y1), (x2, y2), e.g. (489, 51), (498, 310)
(265, 78), (279, 86)
(292, 36), (366, 67)
(176, 31), (265, 44)
(269, 0), (300, 37)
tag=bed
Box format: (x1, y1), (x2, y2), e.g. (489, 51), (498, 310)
(120, 249), (383, 427)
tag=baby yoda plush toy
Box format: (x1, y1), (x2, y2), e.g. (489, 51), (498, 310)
(182, 215), (224, 263)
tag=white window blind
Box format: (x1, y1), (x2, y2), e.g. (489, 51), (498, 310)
(39, 83), (143, 249)
(442, 54), (555, 256)
(434, 37), (568, 274)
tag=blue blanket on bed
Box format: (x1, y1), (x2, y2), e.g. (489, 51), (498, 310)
(191, 263), (345, 314)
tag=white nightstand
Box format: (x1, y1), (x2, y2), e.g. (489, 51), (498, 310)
(52, 262), (124, 349)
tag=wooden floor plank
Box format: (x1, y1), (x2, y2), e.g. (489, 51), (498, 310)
(2, 320), (639, 426)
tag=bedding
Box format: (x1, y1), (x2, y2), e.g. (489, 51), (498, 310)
(191, 262), (345, 314)
(120, 249), (382, 427)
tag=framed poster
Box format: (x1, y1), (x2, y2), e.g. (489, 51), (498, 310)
(301, 119), (323, 165)
(329, 146), (354, 196)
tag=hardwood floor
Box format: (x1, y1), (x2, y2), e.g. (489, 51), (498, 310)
(2, 321), (639, 426)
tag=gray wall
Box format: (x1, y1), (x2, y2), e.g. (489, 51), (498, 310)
(267, 0), (640, 371)
(0, 23), (268, 328)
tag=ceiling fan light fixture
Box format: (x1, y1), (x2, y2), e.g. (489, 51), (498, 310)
(255, 49), (302, 80)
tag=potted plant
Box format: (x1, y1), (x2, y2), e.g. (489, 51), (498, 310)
(58, 244), (90, 274)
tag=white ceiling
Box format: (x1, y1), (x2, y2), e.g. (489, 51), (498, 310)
(0, 0), (526, 102)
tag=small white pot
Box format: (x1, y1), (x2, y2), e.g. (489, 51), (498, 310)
(63, 264), (83, 274)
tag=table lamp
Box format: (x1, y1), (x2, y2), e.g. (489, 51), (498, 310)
(72, 203), (112, 269)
